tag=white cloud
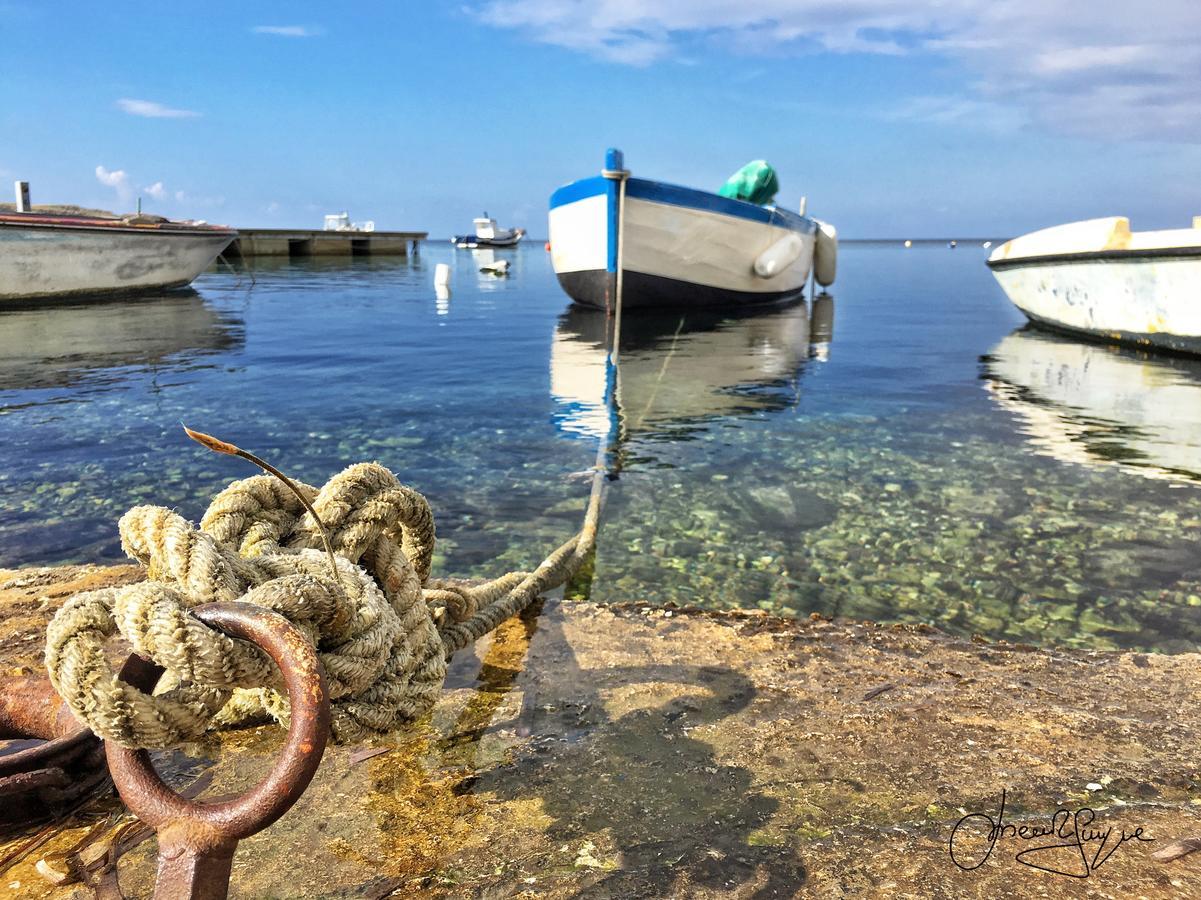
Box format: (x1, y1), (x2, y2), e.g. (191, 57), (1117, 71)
(474, 0), (1201, 141)
(117, 98), (200, 119)
(95, 166), (128, 189)
(885, 95), (1028, 134)
(143, 181), (166, 201)
(95, 165), (133, 204)
(252, 24), (322, 37)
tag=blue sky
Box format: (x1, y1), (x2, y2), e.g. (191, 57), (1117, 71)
(2, 1), (1199, 238)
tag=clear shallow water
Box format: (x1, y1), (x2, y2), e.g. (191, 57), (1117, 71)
(3, 243), (1201, 652)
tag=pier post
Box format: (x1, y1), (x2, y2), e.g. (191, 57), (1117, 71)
(14, 181), (30, 213)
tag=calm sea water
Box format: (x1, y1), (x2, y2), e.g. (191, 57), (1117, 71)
(3, 243), (1201, 652)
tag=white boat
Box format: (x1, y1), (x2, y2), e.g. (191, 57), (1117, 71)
(0, 211), (237, 302)
(323, 212), (375, 232)
(987, 216), (1201, 355)
(548, 148), (836, 310)
(452, 214), (524, 248)
(984, 327), (1201, 482)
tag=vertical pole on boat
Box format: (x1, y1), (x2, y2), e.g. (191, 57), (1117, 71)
(602, 148), (630, 366)
(14, 182), (30, 213)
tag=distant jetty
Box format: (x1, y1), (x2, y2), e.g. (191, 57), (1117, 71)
(228, 227), (427, 258)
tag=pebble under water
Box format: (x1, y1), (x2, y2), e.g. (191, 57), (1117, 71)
(2, 242), (1200, 652)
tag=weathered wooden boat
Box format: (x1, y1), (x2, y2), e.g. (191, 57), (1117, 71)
(987, 216), (1201, 355)
(0, 211), (236, 302)
(548, 149), (836, 310)
(984, 327), (1201, 482)
(452, 214), (524, 248)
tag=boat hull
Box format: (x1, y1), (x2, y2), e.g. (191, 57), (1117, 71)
(987, 217), (1201, 355)
(452, 234), (523, 248)
(0, 220), (236, 301)
(556, 268), (804, 309)
(549, 173), (817, 310)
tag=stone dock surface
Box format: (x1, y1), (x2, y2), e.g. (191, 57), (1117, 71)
(1, 564), (1200, 898)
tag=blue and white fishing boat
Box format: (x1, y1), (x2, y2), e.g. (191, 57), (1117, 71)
(548, 149), (837, 310)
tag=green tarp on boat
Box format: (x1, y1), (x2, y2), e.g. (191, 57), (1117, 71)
(718, 160), (779, 206)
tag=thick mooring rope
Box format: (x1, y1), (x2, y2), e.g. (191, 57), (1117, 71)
(45, 460), (598, 750)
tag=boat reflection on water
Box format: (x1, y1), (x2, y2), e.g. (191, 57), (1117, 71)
(550, 298), (833, 444)
(0, 289), (243, 395)
(984, 327), (1201, 482)
(809, 293), (834, 361)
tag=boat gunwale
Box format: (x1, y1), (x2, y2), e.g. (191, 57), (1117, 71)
(549, 174), (817, 234)
(0, 214), (237, 238)
(988, 245), (1201, 270)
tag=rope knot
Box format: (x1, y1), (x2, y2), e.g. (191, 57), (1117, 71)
(46, 456), (592, 750)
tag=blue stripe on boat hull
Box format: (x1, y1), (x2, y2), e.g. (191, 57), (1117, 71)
(549, 176), (608, 210)
(550, 176), (815, 234)
(557, 269), (805, 311)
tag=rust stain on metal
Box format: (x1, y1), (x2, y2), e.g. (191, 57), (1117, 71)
(0, 675), (110, 828)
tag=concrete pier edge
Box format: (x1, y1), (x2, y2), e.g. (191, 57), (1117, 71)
(1, 563), (1199, 898)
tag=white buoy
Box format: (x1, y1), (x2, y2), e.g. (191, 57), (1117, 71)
(754, 234), (804, 278)
(814, 220), (838, 287)
(434, 263), (450, 287)
(904, 239), (912, 248)
(982, 241), (992, 249)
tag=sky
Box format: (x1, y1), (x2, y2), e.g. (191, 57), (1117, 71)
(2, 1), (1199, 238)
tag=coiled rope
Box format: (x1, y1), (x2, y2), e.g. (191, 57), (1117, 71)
(45, 435), (603, 750)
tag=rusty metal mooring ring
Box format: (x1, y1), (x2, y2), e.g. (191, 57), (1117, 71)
(106, 601), (331, 900)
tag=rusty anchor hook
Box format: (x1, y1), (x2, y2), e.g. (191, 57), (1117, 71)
(106, 602), (331, 900)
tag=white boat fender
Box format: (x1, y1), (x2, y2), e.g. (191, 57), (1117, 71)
(754, 233), (804, 279)
(434, 262), (450, 287)
(814, 220), (838, 287)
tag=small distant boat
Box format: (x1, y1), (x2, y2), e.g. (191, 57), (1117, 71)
(548, 149), (836, 310)
(323, 212), (374, 232)
(987, 216), (1201, 355)
(0, 211), (236, 302)
(452, 214), (524, 249)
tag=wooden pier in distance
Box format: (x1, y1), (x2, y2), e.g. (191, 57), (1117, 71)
(227, 228), (427, 258)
